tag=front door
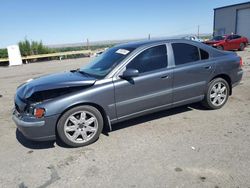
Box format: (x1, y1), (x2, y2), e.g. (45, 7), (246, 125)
(224, 35), (238, 50)
(113, 44), (173, 119)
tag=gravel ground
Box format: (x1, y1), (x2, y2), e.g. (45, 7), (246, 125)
(0, 48), (250, 188)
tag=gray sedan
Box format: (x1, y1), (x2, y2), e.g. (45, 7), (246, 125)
(12, 39), (243, 147)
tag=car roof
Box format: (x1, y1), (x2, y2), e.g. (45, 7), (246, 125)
(214, 35), (227, 37)
(218, 34), (240, 37)
(114, 39), (194, 49)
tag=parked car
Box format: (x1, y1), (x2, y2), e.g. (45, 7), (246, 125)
(204, 34), (248, 51)
(182, 35), (203, 42)
(12, 39), (243, 147)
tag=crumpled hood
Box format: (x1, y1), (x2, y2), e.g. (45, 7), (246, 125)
(17, 71), (96, 99)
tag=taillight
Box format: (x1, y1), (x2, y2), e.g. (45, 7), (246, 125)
(240, 57), (243, 67)
(33, 108), (45, 118)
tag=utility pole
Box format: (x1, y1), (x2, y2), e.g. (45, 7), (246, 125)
(87, 38), (89, 50)
(148, 33), (151, 40)
(197, 25), (200, 38)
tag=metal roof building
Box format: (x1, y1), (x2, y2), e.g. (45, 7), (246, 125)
(213, 2), (250, 41)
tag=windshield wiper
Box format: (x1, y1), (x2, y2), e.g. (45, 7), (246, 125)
(70, 69), (93, 77)
(78, 70), (92, 77)
(70, 68), (80, 73)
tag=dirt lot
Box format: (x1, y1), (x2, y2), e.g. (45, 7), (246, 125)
(0, 48), (250, 188)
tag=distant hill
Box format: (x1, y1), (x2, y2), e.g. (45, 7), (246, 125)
(46, 33), (212, 48)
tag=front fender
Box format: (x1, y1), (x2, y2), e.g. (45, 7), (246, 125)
(39, 81), (116, 121)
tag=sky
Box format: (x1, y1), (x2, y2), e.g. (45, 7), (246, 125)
(0, 0), (247, 48)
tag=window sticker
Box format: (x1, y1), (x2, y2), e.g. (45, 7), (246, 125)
(116, 49), (130, 55)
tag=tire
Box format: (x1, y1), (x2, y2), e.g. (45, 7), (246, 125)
(202, 78), (229, 110)
(217, 46), (224, 50)
(57, 105), (103, 147)
(239, 43), (245, 51)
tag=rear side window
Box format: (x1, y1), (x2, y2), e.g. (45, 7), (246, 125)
(172, 43), (199, 65)
(127, 45), (168, 73)
(233, 35), (241, 39)
(200, 49), (209, 60)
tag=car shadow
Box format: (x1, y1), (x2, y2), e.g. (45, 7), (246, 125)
(16, 129), (75, 149)
(16, 129), (56, 149)
(111, 102), (210, 132)
(16, 102), (207, 149)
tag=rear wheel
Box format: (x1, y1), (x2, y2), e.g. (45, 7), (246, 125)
(217, 45), (224, 50)
(57, 105), (103, 147)
(202, 78), (229, 110)
(239, 43), (245, 51)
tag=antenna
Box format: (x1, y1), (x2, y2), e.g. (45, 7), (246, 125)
(197, 25), (200, 38)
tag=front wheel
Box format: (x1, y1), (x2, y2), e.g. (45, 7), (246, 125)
(57, 105), (103, 147)
(202, 78), (229, 110)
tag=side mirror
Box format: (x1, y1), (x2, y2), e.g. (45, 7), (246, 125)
(120, 69), (139, 79)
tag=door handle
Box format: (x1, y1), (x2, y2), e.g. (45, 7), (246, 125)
(204, 66), (212, 70)
(161, 75), (169, 79)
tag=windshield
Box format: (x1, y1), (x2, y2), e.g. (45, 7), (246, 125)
(212, 36), (226, 41)
(80, 46), (135, 78)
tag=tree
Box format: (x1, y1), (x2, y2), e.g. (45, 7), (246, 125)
(18, 39), (52, 56)
(0, 48), (8, 58)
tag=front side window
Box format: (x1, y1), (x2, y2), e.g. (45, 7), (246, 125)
(227, 35), (233, 40)
(126, 45), (168, 74)
(172, 43), (200, 65)
(80, 46), (135, 78)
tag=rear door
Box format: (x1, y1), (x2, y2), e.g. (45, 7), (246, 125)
(113, 44), (173, 119)
(171, 43), (215, 105)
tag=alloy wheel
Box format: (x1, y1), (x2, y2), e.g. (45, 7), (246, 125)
(209, 82), (227, 107)
(64, 111), (98, 144)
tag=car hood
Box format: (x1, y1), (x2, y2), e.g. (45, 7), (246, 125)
(204, 40), (223, 45)
(17, 71), (97, 99)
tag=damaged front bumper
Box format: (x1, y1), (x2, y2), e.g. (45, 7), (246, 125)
(12, 109), (59, 141)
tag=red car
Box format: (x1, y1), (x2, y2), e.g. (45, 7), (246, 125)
(204, 34), (248, 51)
